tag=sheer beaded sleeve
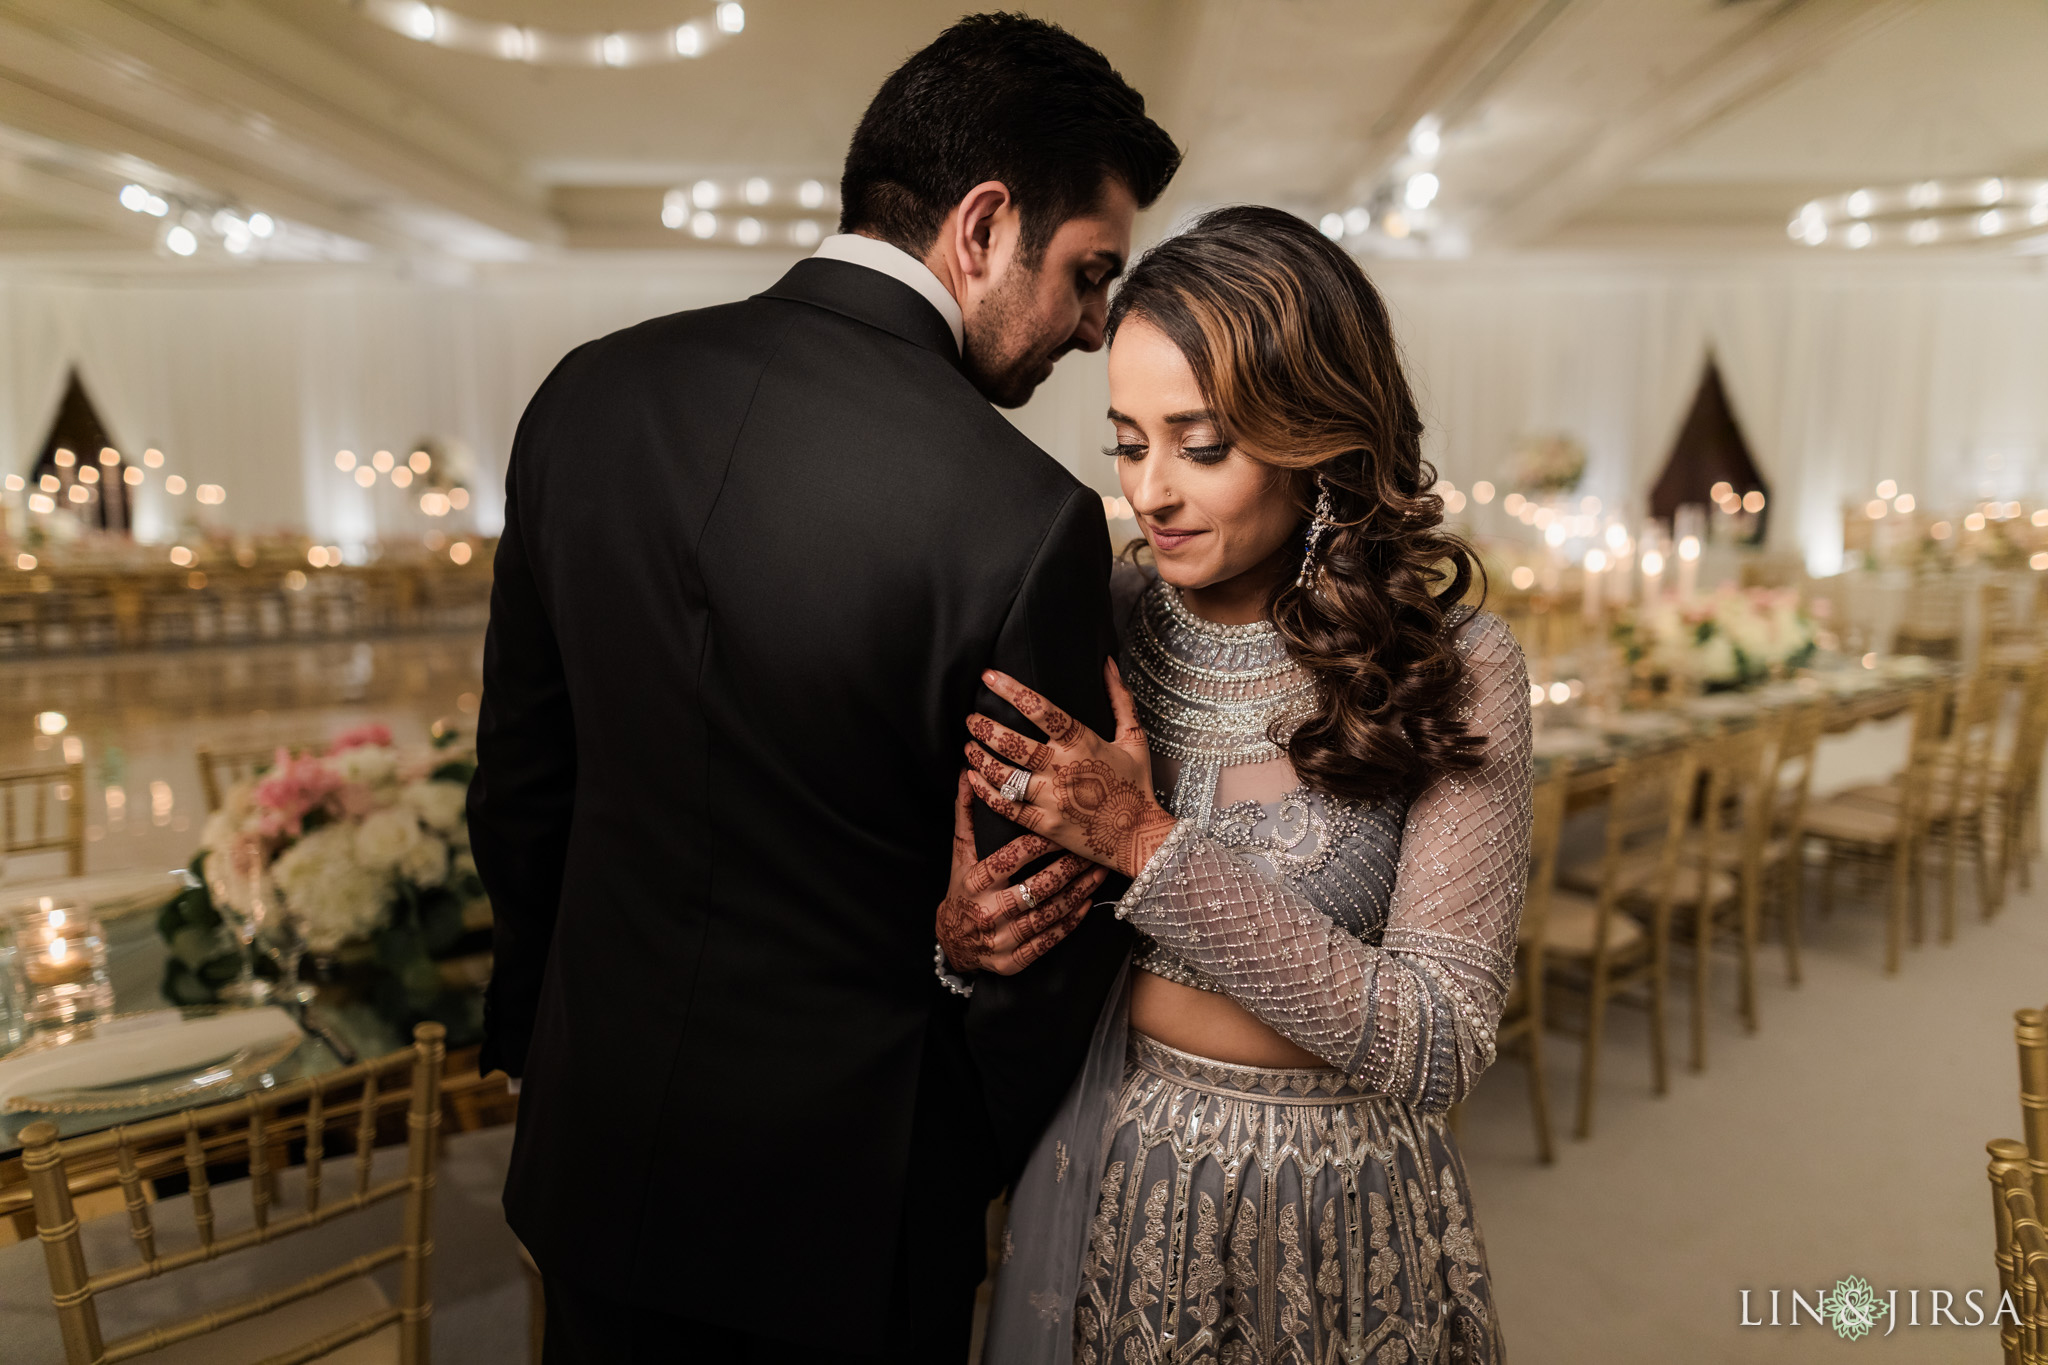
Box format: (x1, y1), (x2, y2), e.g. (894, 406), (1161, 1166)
(1113, 611), (1533, 1111)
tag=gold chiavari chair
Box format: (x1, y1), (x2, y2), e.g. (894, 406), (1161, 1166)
(1496, 772), (1570, 1164)
(1803, 679), (1950, 974)
(1990, 660), (2048, 903)
(2018, 1008), (2048, 1214)
(1559, 738), (1746, 1075)
(1992, 1006), (2048, 1364)
(1834, 668), (2006, 934)
(0, 754), (88, 879)
(196, 740), (323, 813)
(1989, 1141), (2048, 1365)
(21, 1022), (445, 1365)
(2016, 666), (2048, 890)
(1542, 745), (1693, 1140)
(1894, 575), (1965, 660)
(1670, 724), (1771, 1069)
(1753, 703), (1827, 986)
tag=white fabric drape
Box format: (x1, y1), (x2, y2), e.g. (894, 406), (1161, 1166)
(2, 255), (2045, 569)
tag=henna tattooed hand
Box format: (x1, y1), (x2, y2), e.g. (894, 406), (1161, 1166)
(963, 658), (1178, 879)
(935, 771), (1107, 976)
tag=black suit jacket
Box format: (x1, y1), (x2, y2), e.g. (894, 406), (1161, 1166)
(467, 257), (1132, 1343)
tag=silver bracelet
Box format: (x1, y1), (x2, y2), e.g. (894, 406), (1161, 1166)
(934, 941), (975, 998)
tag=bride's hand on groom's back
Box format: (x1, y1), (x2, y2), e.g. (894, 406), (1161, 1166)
(936, 771), (1107, 976)
(964, 658), (1178, 880)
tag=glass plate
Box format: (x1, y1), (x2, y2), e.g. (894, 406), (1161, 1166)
(2, 1007), (304, 1115)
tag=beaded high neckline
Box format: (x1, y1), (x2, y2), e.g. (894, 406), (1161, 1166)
(1149, 579), (1294, 674)
(1123, 578), (1314, 770)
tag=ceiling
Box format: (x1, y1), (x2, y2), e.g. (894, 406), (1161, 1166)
(0, 0), (2043, 270)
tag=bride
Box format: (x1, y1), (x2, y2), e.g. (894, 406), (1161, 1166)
(963, 205), (1531, 1362)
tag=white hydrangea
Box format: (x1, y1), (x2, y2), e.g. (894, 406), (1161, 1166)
(354, 808), (425, 872)
(331, 744), (399, 787)
(398, 834), (449, 889)
(273, 824), (391, 952)
(401, 780), (468, 835)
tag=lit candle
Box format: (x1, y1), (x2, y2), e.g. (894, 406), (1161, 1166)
(1582, 549), (1608, 619)
(1677, 535), (1701, 600)
(1640, 548), (1665, 601)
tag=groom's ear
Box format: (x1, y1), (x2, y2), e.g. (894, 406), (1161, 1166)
(938, 181), (1019, 295)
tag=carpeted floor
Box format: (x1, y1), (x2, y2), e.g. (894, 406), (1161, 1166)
(1456, 824), (2048, 1362)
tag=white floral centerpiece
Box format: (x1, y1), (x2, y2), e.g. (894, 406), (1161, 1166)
(1614, 586), (1816, 692)
(1510, 433), (1587, 495)
(160, 723), (487, 1039)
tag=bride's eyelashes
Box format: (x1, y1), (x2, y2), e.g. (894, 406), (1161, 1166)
(1099, 440), (1233, 465)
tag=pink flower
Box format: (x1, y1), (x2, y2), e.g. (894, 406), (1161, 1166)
(252, 751), (346, 839)
(329, 723), (393, 754)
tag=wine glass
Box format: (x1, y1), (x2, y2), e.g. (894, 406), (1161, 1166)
(257, 884), (317, 1011)
(214, 863), (273, 1006)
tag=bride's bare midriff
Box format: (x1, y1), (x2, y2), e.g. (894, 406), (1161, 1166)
(1129, 967), (1331, 1070)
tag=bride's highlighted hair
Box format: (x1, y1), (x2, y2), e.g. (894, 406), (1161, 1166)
(1106, 204), (1486, 800)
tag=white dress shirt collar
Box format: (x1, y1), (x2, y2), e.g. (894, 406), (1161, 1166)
(810, 233), (964, 355)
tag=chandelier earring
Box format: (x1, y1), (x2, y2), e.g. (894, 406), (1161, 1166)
(1294, 476), (1336, 594)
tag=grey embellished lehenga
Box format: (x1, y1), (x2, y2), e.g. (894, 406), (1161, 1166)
(984, 565), (1533, 1365)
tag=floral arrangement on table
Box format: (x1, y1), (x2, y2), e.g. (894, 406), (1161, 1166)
(1612, 585), (1817, 692)
(1510, 433), (1587, 495)
(157, 722), (489, 1044)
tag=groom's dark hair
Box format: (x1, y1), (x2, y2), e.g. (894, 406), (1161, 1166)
(839, 13), (1181, 265)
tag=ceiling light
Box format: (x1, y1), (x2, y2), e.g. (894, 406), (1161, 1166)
(1792, 177), (2047, 249)
(1383, 211), (1410, 239)
(398, 2), (437, 41)
(357, 1), (744, 67)
(662, 189), (688, 228)
(1319, 213), (1344, 240)
(736, 217), (762, 245)
(744, 177), (771, 205)
(165, 225), (197, 256)
(119, 184), (150, 212)
(798, 180), (826, 209)
(1408, 118), (1441, 160)
(248, 212), (273, 238)
(691, 179), (720, 209)
(791, 219), (821, 247)
(1343, 206), (1370, 236)
(1404, 173), (1439, 210)
(690, 211), (717, 239)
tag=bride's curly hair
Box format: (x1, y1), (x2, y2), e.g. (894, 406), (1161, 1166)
(1106, 204), (1486, 801)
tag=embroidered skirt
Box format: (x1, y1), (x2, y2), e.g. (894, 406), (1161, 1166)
(1073, 1031), (1504, 1365)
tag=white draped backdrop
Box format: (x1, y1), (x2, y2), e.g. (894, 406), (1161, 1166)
(2, 252), (2044, 574)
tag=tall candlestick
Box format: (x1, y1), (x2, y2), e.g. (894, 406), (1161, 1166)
(1677, 535), (1701, 601)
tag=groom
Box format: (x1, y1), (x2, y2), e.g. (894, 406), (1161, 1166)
(468, 14), (1180, 1362)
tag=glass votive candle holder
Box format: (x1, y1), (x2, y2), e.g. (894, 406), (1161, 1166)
(7, 896), (112, 1033)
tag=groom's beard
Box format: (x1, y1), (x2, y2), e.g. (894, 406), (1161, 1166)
(962, 260), (1077, 409)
